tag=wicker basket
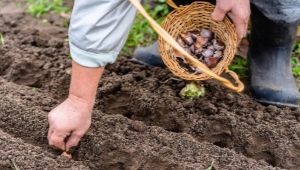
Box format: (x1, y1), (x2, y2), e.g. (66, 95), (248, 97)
(128, 0), (244, 92)
(159, 1), (237, 80)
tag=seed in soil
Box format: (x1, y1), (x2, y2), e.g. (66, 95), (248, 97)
(175, 28), (225, 72)
(61, 152), (72, 159)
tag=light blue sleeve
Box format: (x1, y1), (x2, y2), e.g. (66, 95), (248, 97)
(69, 0), (138, 67)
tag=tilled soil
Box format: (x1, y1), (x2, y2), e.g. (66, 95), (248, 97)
(0, 1), (299, 170)
(0, 128), (88, 170)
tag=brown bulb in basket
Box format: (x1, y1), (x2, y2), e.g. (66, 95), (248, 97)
(200, 28), (213, 39)
(180, 32), (194, 46)
(174, 28), (225, 71)
(212, 39), (225, 51)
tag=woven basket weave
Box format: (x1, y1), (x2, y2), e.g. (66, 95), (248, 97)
(159, 1), (237, 80)
(128, 0), (244, 92)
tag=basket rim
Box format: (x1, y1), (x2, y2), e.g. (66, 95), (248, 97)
(158, 1), (238, 80)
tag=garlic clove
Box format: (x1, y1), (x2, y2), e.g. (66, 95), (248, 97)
(177, 37), (186, 47)
(194, 41), (203, 50)
(191, 32), (198, 41)
(202, 49), (214, 58)
(190, 45), (196, 54)
(195, 48), (203, 55)
(196, 35), (208, 46)
(184, 47), (192, 54)
(207, 45), (215, 50)
(214, 51), (223, 58)
(174, 50), (183, 57)
(200, 28), (213, 39)
(61, 152), (72, 159)
(212, 39), (225, 51)
(204, 57), (218, 68)
(180, 32), (194, 46)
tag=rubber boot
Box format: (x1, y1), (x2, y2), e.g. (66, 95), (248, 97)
(132, 42), (165, 67)
(249, 5), (300, 108)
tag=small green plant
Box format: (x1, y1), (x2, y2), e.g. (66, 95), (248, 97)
(10, 159), (20, 170)
(26, 0), (69, 17)
(206, 160), (214, 170)
(0, 33), (5, 45)
(179, 82), (205, 99)
(122, 0), (169, 55)
(229, 56), (248, 78)
(292, 43), (300, 77)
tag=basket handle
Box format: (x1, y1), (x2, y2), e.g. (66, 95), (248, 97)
(128, 0), (244, 92)
(166, 0), (179, 9)
(224, 68), (245, 91)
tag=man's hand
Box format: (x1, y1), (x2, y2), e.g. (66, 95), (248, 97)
(48, 60), (104, 151)
(48, 95), (93, 151)
(212, 0), (250, 41)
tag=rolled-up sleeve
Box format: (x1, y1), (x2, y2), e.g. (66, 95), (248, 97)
(69, 0), (138, 67)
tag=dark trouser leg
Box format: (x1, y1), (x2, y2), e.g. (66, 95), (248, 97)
(249, 4), (300, 107)
(132, 42), (165, 67)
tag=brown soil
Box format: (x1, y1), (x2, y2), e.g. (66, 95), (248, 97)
(0, 0), (299, 169)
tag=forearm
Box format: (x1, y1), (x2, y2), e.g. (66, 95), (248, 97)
(69, 60), (104, 105)
(48, 0), (137, 151)
(48, 60), (103, 151)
